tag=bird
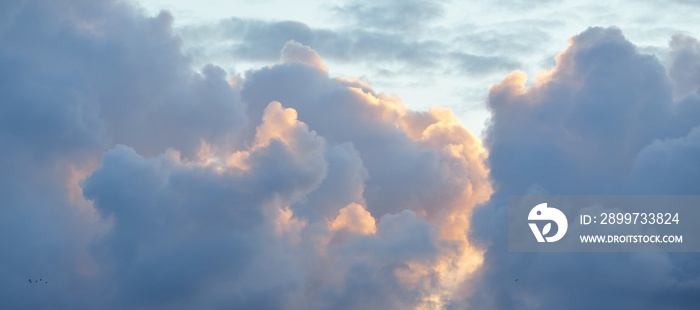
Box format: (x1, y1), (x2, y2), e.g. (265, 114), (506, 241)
(45, 282), (48, 284)
(515, 278), (518, 282)
(28, 279), (32, 283)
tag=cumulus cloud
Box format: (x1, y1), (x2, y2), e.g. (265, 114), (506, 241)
(79, 76), (490, 308)
(280, 40), (328, 72)
(0, 0), (492, 308)
(331, 203), (376, 235)
(0, 0), (243, 307)
(470, 27), (700, 309)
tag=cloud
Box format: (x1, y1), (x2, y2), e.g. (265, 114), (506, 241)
(0, 0), (247, 160)
(81, 99), (328, 307)
(450, 52), (521, 74)
(333, 0), (445, 32)
(178, 16), (529, 79)
(0, 0), (492, 308)
(280, 40), (328, 72)
(454, 28), (553, 56)
(470, 27), (700, 309)
(330, 203), (376, 235)
(182, 17), (444, 70)
(80, 94), (488, 308)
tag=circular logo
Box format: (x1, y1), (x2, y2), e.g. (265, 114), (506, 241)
(528, 203), (568, 242)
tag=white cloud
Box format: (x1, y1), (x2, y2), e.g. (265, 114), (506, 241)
(280, 40), (329, 72)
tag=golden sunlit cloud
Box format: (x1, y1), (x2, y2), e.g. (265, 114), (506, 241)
(330, 203), (377, 235)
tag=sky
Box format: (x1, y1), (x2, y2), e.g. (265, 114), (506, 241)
(1, 0), (700, 309)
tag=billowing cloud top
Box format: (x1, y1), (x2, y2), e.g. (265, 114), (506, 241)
(2, 1), (700, 309)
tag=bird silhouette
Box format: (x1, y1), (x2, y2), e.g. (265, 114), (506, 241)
(29, 279), (32, 283)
